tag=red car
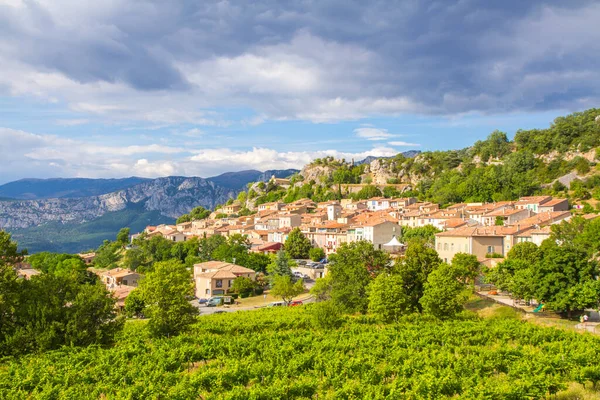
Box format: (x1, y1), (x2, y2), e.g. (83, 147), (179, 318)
(288, 300), (303, 307)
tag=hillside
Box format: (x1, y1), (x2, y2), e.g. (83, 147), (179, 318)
(8, 203), (174, 253)
(0, 177), (150, 199)
(237, 108), (600, 208)
(1, 306), (599, 398)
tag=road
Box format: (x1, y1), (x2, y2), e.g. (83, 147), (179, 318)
(191, 278), (316, 316)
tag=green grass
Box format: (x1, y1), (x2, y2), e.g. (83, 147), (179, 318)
(7, 203), (174, 253)
(2, 307), (600, 399)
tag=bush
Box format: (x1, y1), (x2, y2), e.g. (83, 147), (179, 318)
(309, 247), (325, 262)
(311, 301), (343, 329)
(254, 287), (264, 295)
(485, 252), (504, 259)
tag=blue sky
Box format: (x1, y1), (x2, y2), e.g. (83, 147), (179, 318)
(0, 0), (599, 184)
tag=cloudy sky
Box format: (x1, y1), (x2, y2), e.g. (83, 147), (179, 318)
(0, 0), (598, 183)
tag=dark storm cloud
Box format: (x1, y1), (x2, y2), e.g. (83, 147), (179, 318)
(0, 0), (598, 114)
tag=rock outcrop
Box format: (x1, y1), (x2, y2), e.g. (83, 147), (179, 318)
(0, 177), (237, 229)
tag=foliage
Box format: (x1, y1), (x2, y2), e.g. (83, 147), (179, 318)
(115, 227), (130, 246)
(401, 225), (440, 244)
(472, 130), (511, 161)
(270, 275), (304, 304)
(368, 273), (411, 322)
(3, 307), (600, 398)
(176, 206), (211, 224)
(0, 231), (27, 264)
(352, 185), (382, 200)
(267, 250), (293, 278)
(420, 263), (470, 319)
(284, 228), (312, 259)
(135, 260), (197, 337)
(231, 276), (256, 297)
(309, 247), (325, 262)
(450, 253), (481, 284)
(310, 275), (333, 302)
(93, 239), (122, 269)
(310, 300), (343, 329)
(328, 241), (390, 313)
(486, 218), (600, 315)
(124, 289), (146, 318)
(394, 241), (442, 312)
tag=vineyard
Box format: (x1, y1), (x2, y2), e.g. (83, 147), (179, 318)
(1, 307), (600, 399)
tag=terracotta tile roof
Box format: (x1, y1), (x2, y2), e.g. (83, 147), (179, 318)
(515, 196), (552, 205)
(510, 211), (570, 227)
(443, 218), (469, 229)
(483, 208), (526, 217)
(540, 198), (568, 207)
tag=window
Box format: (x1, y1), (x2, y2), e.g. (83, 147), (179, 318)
(205, 289), (210, 295)
(464, 244), (468, 252)
(437, 243), (441, 250)
(444, 243), (448, 251)
(216, 280), (223, 288)
(228, 280), (233, 287)
(487, 246), (494, 254)
(450, 243), (454, 251)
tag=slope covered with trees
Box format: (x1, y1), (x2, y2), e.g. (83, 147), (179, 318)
(233, 108), (600, 210)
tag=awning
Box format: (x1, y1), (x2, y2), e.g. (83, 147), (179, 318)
(383, 236), (405, 247)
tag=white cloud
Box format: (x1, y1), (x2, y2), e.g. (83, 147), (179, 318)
(354, 127), (394, 141)
(387, 141), (420, 147)
(0, 126), (402, 183)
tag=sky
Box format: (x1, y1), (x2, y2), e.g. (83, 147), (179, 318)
(0, 0), (599, 184)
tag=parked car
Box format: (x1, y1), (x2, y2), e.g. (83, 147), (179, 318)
(320, 258), (328, 264)
(292, 271), (304, 278)
(296, 260), (307, 266)
(288, 300), (303, 307)
(268, 301), (285, 307)
(302, 274), (311, 280)
(198, 298), (208, 304)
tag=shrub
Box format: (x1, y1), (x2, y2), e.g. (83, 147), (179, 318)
(311, 301), (343, 329)
(309, 247), (325, 262)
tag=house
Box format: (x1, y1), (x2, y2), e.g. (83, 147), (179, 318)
(77, 252), (96, 265)
(257, 202), (284, 212)
(514, 196), (553, 212)
(326, 202), (342, 221)
(254, 242), (284, 254)
(111, 285), (136, 311)
(278, 214), (302, 229)
(481, 208), (531, 227)
(270, 176), (291, 188)
(366, 197), (390, 211)
(222, 202), (242, 215)
(16, 268), (41, 280)
(100, 268), (142, 288)
(538, 198), (569, 213)
(435, 226), (522, 263)
(193, 261), (256, 299)
(347, 219), (401, 250)
(508, 211), (571, 228)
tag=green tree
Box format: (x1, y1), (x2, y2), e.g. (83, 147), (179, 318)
(354, 185), (382, 200)
(137, 260), (197, 337)
(420, 263), (470, 319)
(284, 228), (312, 259)
(0, 231), (27, 264)
(328, 241), (390, 313)
(368, 273), (411, 322)
(310, 275), (333, 302)
(245, 252), (271, 273)
(450, 253), (481, 284)
(93, 240), (121, 269)
(116, 227), (130, 247)
(232, 276), (256, 297)
(532, 240), (599, 318)
(267, 250), (293, 278)
(401, 225), (441, 244)
(394, 241), (441, 312)
(309, 247), (325, 262)
(124, 289), (146, 318)
(270, 275), (304, 305)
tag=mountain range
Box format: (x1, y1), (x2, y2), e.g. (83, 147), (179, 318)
(0, 169), (297, 253)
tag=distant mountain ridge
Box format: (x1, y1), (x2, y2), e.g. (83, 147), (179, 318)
(0, 177), (151, 200)
(356, 150), (421, 165)
(207, 169), (298, 190)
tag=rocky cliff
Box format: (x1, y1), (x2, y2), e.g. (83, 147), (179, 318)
(0, 177), (237, 229)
